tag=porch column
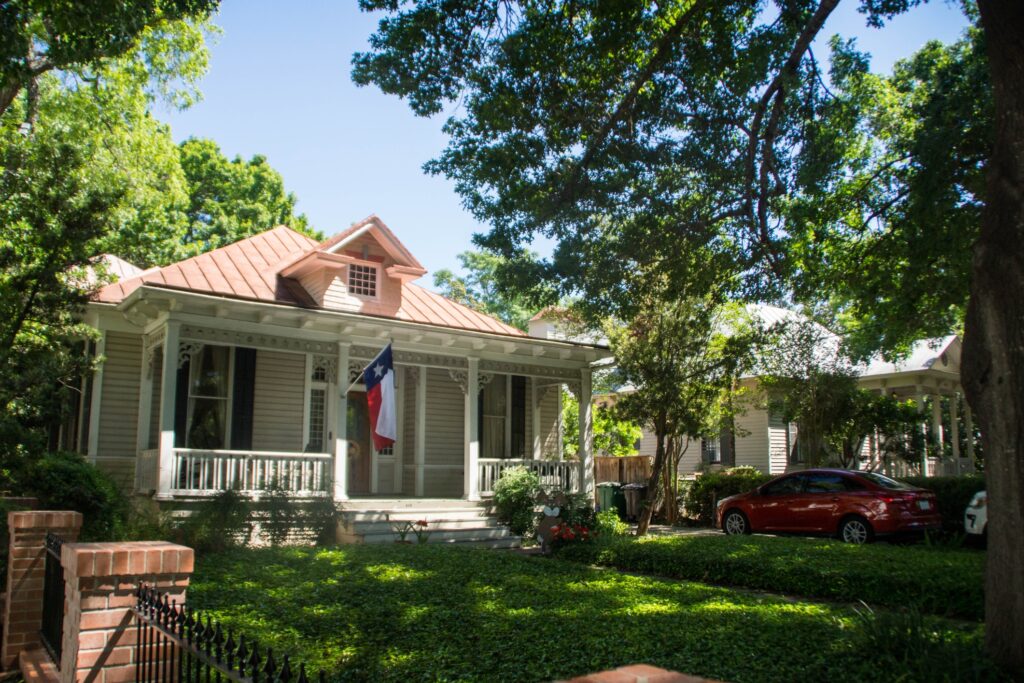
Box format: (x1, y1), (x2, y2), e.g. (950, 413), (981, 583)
(964, 402), (975, 470)
(579, 367), (594, 496)
(156, 321), (180, 499)
(135, 336), (154, 455)
(531, 380), (541, 459)
(915, 388), (928, 475)
(333, 342), (350, 501)
(930, 394), (944, 472)
(950, 392), (962, 473)
(464, 357), (481, 501)
(86, 331), (107, 463)
(415, 365), (426, 496)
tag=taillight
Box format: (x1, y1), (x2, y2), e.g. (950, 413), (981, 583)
(879, 495), (909, 506)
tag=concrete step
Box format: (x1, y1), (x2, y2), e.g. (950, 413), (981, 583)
(343, 508), (490, 523)
(343, 498), (487, 511)
(346, 517), (501, 534)
(356, 526), (514, 545)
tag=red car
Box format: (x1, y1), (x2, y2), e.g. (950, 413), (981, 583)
(715, 469), (941, 543)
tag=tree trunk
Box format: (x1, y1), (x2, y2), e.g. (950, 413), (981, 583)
(965, 1), (1024, 672)
(636, 428), (668, 536)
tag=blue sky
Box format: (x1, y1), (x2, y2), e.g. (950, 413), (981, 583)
(160, 0), (970, 285)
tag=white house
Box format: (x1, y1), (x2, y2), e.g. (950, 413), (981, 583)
(58, 216), (610, 544)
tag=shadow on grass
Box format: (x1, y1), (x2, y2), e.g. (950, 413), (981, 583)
(189, 545), (1000, 683)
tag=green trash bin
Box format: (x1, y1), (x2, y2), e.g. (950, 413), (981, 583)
(610, 484), (627, 520)
(596, 482), (619, 513)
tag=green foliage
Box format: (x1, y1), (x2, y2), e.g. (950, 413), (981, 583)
(901, 475), (986, 534)
(26, 451), (127, 540)
(178, 138), (318, 253)
(492, 466), (541, 535)
(683, 467), (771, 525)
(851, 605), (1004, 682)
(595, 507), (628, 536)
(432, 250), (542, 330)
(190, 545), (1002, 682)
(562, 392), (642, 458)
(171, 490), (253, 554)
(556, 491), (597, 531)
(555, 533), (985, 621)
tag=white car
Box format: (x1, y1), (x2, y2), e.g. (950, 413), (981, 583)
(964, 490), (987, 542)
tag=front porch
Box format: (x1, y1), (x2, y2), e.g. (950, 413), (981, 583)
(125, 306), (599, 504)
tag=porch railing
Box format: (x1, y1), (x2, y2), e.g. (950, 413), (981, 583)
(478, 458), (580, 496)
(170, 449), (332, 497)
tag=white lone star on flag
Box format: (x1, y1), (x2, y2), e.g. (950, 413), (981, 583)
(374, 363), (384, 377)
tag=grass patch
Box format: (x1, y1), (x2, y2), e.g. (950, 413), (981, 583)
(555, 534), (984, 620)
(190, 545), (1002, 682)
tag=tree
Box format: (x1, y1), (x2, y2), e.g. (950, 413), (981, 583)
(0, 0), (217, 118)
(178, 138), (317, 253)
(828, 390), (923, 471)
(561, 392), (642, 459)
(354, 1), (1024, 666)
(433, 250), (545, 330)
(606, 286), (757, 535)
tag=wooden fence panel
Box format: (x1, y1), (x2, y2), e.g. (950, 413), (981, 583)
(594, 456), (652, 485)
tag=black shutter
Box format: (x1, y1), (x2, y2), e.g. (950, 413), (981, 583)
(231, 347), (257, 450)
(174, 361), (190, 448)
(510, 376), (526, 457)
(720, 426), (735, 466)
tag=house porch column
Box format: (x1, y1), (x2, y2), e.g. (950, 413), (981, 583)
(333, 342), (350, 501)
(415, 365), (426, 496)
(915, 388), (928, 476)
(929, 393), (944, 473)
(579, 367), (594, 496)
(464, 357), (481, 501)
(964, 402), (975, 470)
(156, 321), (180, 499)
(949, 393), (962, 473)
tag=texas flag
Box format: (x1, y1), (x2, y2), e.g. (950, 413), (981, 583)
(362, 344), (397, 450)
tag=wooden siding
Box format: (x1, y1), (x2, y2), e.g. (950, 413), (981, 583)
(97, 332), (142, 465)
(523, 376), (533, 458)
(401, 367), (418, 494)
(95, 458), (137, 490)
(251, 350), (305, 452)
(540, 386), (560, 458)
(678, 437), (702, 474)
(734, 407), (770, 472)
(424, 367), (464, 496)
(147, 347), (163, 450)
(768, 409), (790, 475)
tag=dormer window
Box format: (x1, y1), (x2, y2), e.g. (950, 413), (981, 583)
(348, 264), (378, 297)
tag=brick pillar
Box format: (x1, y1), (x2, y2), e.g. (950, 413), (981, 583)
(2, 511), (83, 669)
(59, 541), (193, 683)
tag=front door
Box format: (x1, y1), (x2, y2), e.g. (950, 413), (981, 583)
(347, 391), (372, 495)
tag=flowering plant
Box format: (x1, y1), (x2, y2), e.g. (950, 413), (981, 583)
(548, 522), (593, 550)
(412, 519), (431, 544)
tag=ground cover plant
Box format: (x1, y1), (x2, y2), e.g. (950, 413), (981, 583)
(189, 545), (1003, 682)
(556, 534), (984, 620)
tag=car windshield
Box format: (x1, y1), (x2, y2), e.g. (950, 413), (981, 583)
(861, 472), (916, 491)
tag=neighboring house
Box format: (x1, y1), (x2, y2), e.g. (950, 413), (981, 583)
(533, 305), (974, 479)
(56, 216), (609, 543)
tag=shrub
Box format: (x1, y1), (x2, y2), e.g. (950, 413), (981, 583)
(900, 475), (985, 534)
(682, 466), (771, 524)
(493, 466), (541, 535)
(595, 507), (628, 536)
(554, 533), (984, 620)
(172, 489), (253, 553)
(27, 451), (127, 540)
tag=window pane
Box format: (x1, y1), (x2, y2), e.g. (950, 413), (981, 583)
(307, 388), (326, 452)
(187, 398), (227, 449)
(349, 264), (377, 297)
(763, 476), (803, 495)
(862, 472), (915, 490)
(805, 474), (847, 493)
(192, 346), (230, 397)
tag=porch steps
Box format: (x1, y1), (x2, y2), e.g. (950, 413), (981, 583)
(338, 499), (519, 549)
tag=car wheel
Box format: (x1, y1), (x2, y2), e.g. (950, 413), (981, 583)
(723, 510), (750, 536)
(839, 516), (873, 544)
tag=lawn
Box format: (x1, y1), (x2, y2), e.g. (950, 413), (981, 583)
(189, 545), (1002, 683)
(555, 534), (985, 620)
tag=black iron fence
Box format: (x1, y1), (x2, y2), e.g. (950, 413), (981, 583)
(133, 585), (326, 683)
(40, 532), (65, 669)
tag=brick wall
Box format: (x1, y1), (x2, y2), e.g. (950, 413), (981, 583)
(3, 511), (82, 669)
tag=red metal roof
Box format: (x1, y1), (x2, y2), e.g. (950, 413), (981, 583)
(94, 225), (526, 337)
